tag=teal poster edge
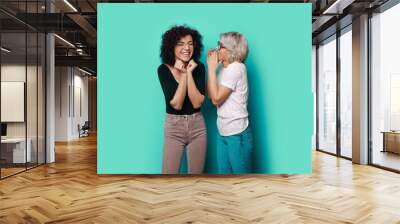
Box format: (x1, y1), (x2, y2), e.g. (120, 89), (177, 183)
(97, 3), (313, 174)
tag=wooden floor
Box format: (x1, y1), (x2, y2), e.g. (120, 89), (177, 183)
(0, 167), (26, 178)
(372, 150), (400, 171)
(1, 135), (400, 223)
(1, 163), (45, 178)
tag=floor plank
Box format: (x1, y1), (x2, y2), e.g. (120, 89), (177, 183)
(1, 134), (400, 223)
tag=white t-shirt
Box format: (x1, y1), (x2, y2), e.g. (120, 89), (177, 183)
(217, 62), (249, 136)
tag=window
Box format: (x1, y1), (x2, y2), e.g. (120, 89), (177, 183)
(371, 2), (400, 171)
(339, 28), (352, 158)
(318, 35), (337, 154)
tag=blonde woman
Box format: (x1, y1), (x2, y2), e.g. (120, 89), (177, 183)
(207, 32), (253, 174)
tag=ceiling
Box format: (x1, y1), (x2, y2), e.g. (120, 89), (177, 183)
(0, 0), (393, 75)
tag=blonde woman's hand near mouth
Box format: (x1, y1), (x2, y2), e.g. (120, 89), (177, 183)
(207, 50), (219, 72)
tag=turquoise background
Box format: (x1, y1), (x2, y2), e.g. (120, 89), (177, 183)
(98, 3), (313, 174)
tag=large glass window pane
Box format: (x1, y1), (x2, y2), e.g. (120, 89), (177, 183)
(340, 28), (352, 158)
(1, 31), (27, 178)
(318, 36), (337, 154)
(371, 4), (400, 171)
(0, 1), (46, 179)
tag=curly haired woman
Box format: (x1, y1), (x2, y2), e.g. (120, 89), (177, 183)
(158, 25), (207, 174)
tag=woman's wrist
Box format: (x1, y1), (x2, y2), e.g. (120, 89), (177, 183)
(210, 62), (218, 70)
(180, 72), (188, 80)
(208, 67), (217, 75)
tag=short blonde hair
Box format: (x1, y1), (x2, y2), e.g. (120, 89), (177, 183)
(219, 32), (249, 63)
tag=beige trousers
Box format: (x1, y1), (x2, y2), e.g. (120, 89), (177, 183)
(162, 112), (207, 174)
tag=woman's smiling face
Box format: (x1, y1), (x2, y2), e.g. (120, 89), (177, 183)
(174, 35), (194, 63)
(217, 41), (228, 63)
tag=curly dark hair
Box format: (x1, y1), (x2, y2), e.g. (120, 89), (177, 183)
(160, 25), (203, 66)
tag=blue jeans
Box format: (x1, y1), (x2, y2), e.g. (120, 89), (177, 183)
(217, 127), (253, 174)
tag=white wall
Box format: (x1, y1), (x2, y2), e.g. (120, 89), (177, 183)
(1, 65), (28, 142)
(55, 67), (89, 141)
(1, 65), (41, 137)
(72, 73), (89, 138)
(55, 66), (70, 141)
